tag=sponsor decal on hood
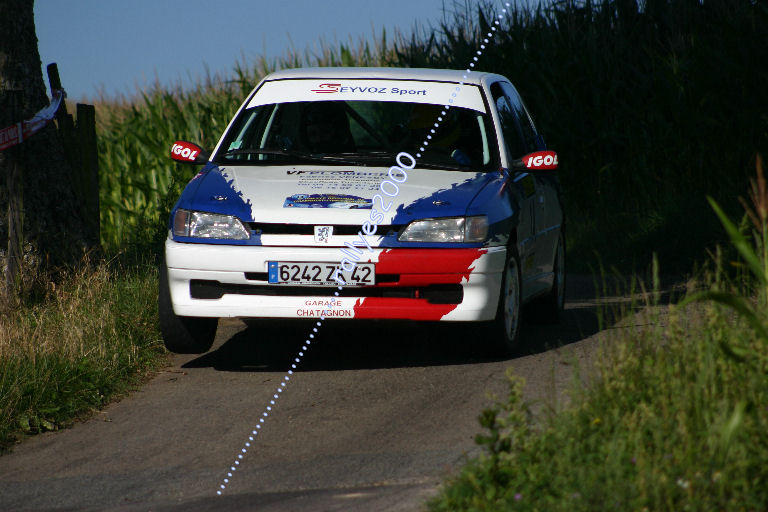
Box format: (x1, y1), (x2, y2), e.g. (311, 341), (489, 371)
(283, 193), (372, 209)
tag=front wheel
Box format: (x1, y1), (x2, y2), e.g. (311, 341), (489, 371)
(158, 259), (218, 354)
(487, 248), (522, 356)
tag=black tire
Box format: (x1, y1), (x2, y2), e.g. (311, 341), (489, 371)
(158, 259), (218, 354)
(487, 247), (523, 356)
(529, 231), (565, 324)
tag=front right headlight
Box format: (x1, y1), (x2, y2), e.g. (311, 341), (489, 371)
(398, 216), (488, 243)
(173, 209), (250, 240)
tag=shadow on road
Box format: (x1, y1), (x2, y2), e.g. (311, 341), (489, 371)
(182, 274), (687, 373)
(182, 307), (596, 373)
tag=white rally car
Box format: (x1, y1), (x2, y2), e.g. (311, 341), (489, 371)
(160, 67), (564, 355)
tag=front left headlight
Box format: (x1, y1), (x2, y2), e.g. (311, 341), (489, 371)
(398, 216), (488, 243)
(173, 209), (250, 240)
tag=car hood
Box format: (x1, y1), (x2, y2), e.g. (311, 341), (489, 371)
(177, 164), (499, 226)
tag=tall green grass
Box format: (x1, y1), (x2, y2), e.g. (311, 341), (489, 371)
(94, 0), (768, 271)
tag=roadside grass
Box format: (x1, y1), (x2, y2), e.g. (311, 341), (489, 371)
(0, 261), (165, 452)
(427, 163), (768, 510)
(429, 264), (768, 510)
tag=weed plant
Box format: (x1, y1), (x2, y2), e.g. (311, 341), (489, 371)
(427, 158), (768, 510)
(0, 262), (164, 451)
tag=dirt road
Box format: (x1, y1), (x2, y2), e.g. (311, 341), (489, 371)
(0, 275), (626, 511)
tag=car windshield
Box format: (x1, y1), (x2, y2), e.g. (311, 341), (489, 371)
(215, 100), (495, 170)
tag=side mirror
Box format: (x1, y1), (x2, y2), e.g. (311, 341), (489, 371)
(170, 140), (209, 164)
(512, 150), (558, 172)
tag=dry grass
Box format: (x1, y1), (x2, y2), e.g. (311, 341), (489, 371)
(0, 262), (165, 450)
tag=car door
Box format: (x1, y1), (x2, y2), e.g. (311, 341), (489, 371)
(500, 81), (562, 294)
(490, 82), (538, 298)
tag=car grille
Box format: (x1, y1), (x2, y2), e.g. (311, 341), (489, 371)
(247, 223), (401, 236)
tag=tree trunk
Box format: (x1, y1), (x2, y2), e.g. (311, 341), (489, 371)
(0, 0), (88, 275)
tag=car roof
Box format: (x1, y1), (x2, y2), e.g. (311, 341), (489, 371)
(260, 67), (506, 87)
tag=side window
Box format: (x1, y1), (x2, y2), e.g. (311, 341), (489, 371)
(500, 82), (538, 153)
(490, 82), (526, 160)
(219, 104), (274, 161)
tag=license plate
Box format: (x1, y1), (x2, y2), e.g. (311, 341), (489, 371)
(267, 262), (375, 286)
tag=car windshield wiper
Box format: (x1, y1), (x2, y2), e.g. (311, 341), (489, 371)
(414, 161), (479, 171)
(218, 148), (370, 166)
(219, 148), (315, 161)
(352, 150), (481, 171)
(220, 148), (480, 170)
(351, 150), (397, 160)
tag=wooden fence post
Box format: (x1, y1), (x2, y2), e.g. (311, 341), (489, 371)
(76, 103), (100, 247)
(3, 90), (24, 301)
(46, 64), (74, 131)
(47, 63), (101, 250)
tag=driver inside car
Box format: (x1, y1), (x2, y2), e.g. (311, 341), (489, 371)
(300, 102), (356, 154)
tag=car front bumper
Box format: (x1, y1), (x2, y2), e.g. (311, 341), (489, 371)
(165, 239), (506, 321)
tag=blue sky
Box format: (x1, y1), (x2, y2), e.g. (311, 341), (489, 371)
(34, 0), (484, 101)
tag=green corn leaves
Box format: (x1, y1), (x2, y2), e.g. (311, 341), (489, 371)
(680, 159), (768, 365)
(706, 196), (767, 287)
